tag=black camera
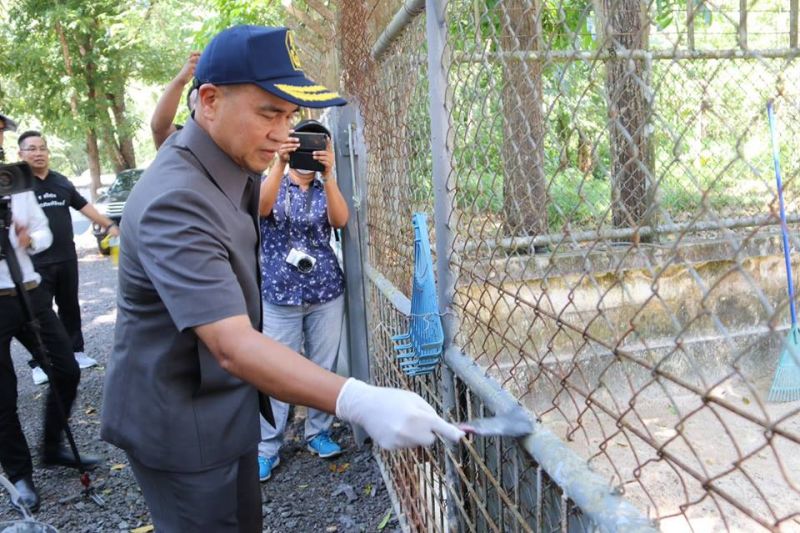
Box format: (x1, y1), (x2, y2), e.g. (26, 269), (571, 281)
(289, 131), (328, 173)
(0, 162), (35, 196)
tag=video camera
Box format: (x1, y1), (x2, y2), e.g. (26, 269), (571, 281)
(0, 162), (35, 197)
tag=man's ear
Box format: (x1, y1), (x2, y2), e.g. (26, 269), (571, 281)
(197, 84), (223, 121)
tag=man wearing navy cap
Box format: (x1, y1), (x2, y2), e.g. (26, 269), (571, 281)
(101, 26), (463, 532)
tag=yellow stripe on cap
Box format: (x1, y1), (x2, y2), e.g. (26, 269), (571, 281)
(274, 83), (341, 102)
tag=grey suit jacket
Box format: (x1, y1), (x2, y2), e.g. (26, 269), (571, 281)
(101, 119), (272, 472)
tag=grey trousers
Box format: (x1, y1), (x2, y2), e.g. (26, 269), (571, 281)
(127, 449), (261, 533)
(259, 295), (344, 457)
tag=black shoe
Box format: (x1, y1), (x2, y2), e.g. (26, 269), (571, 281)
(42, 446), (100, 469)
(11, 475), (40, 514)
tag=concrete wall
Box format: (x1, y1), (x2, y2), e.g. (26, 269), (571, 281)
(455, 233), (794, 408)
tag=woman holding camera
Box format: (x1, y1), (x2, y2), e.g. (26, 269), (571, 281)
(256, 120), (349, 482)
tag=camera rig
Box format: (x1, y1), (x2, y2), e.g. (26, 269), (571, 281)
(0, 162), (104, 508)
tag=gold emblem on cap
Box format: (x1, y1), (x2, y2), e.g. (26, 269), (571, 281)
(286, 31), (302, 71)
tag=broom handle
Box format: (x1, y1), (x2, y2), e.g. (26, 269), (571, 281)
(767, 100), (797, 328)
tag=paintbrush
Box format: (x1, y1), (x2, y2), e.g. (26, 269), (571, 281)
(457, 409), (533, 438)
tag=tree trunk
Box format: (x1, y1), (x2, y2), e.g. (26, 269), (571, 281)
(82, 41), (103, 199)
(499, 0), (548, 239)
(102, 127), (125, 174)
(86, 129), (101, 200)
(107, 89), (136, 169)
(598, 0), (651, 229)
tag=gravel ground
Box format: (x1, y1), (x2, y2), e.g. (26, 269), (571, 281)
(0, 235), (398, 532)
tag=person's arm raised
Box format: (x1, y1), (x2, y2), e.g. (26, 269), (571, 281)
(151, 52), (200, 149)
(259, 136), (300, 217)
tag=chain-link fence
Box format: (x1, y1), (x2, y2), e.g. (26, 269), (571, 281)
(296, 0), (800, 530)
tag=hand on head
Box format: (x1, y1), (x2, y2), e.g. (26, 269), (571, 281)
(177, 51), (201, 85)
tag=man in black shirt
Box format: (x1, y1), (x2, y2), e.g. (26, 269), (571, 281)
(18, 131), (120, 384)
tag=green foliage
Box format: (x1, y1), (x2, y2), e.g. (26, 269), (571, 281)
(654, 0), (713, 30)
(0, 0), (284, 177)
(194, 0), (286, 48)
(547, 167), (610, 230)
(541, 0), (594, 51)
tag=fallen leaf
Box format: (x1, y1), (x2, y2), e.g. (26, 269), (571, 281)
(85, 407), (97, 415)
(328, 462), (350, 474)
(131, 526), (154, 533)
(615, 442), (628, 447)
(742, 397), (751, 405)
(325, 527), (337, 532)
(110, 463), (127, 471)
(363, 483), (372, 496)
(377, 508), (393, 530)
(298, 484), (308, 489)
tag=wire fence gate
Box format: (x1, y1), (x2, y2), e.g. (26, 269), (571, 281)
(289, 0), (800, 530)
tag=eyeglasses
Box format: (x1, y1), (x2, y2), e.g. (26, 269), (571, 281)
(20, 147), (49, 153)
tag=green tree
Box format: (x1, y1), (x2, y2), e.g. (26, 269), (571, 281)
(0, 0), (199, 196)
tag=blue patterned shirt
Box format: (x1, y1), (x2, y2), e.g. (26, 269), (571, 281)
(259, 175), (345, 306)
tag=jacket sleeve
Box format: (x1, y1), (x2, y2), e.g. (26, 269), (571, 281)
(25, 191), (53, 254)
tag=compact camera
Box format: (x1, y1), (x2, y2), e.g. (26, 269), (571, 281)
(289, 131), (328, 173)
(286, 247), (317, 273)
(0, 162), (35, 196)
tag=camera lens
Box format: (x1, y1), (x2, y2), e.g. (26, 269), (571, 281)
(297, 257), (314, 273)
(0, 169), (13, 195)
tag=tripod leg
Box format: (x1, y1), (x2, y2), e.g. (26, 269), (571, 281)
(0, 229), (103, 505)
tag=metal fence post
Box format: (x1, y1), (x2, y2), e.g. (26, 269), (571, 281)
(330, 102), (370, 446)
(425, 0), (462, 529)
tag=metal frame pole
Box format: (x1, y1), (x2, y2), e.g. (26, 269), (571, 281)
(425, 0), (462, 529)
(331, 103), (371, 446)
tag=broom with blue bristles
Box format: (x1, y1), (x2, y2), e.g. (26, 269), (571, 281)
(767, 100), (800, 403)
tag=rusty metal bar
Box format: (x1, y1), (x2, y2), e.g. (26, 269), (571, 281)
(461, 213), (800, 254)
(284, 4), (327, 37)
(792, 0), (799, 48)
(304, 0), (335, 24)
(452, 47), (800, 62)
(687, 0), (695, 51)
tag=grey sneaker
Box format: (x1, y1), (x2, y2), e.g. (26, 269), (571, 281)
(74, 352), (98, 369)
(32, 366), (48, 385)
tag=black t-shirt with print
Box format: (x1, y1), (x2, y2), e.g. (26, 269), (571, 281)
(31, 170), (88, 266)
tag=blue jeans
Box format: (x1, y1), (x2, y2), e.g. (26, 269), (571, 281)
(259, 295), (344, 457)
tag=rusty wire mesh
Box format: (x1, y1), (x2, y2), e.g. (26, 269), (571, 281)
(329, 0), (800, 531)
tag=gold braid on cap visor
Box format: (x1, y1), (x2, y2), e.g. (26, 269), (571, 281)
(274, 84), (341, 102)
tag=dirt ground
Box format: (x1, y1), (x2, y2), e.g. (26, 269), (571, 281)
(540, 376), (800, 533)
(0, 239), (399, 532)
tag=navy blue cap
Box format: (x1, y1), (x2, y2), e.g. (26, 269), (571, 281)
(195, 25), (346, 108)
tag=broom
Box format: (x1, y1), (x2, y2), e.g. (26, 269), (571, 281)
(767, 100), (800, 403)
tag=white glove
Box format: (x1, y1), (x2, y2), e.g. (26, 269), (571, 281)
(336, 378), (465, 450)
